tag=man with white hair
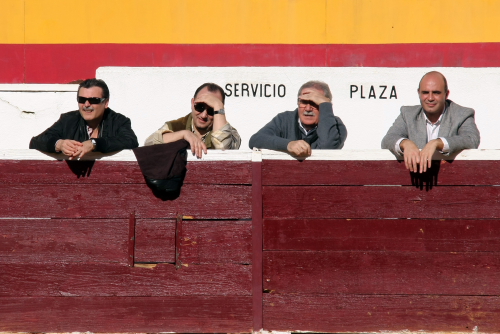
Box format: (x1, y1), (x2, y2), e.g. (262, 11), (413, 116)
(249, 80), (347, 157)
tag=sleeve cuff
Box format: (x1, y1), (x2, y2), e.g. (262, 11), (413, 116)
(439, 137), (450, 153)
(395, 138), (406, 155)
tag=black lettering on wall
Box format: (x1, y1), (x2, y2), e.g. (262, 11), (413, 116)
(225, 84), (232, 97)
(278, 84), (286, 97)
(350, 85), (358, 98)
(264, 84), (271, 97)
(242, 83), (249, 97)
(350, 84), (397, 99)
(224, 83), (287, 98)
(379, 85), (387, 99)
(369, 85), (376, 99)
(390, 86), (397, 99)
(251, 84), (258, 97)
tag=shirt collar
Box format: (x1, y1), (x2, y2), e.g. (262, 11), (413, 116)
(190, 118), (209, 142)
(297, 117), (317, 135)
(424, 105), (447, 125)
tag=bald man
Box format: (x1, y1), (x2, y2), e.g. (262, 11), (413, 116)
(381, 71), (480, 173)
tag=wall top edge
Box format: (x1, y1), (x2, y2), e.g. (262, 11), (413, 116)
(0, 84), (79, 92)
(0, 149), (498, 162)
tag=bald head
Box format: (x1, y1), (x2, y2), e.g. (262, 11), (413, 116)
(418, 71), (448, 93)
(417, 71), (450, 121)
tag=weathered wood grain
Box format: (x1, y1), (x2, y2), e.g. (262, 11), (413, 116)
(134, 219), (176, 263)
(263, 218), (500, 252)
(262, 160), (500, 186)
(180, 220), (252, 264)
(0, 184), (251, 219)
(0, 160), (252, 185)
(0, 263), (251, 296)
(0, 296), (253, 333)
(0, 219), (129, 264)
(263, 294), (500, 332)
(263, 186), (500, 219)
(264, 251), (500, 295)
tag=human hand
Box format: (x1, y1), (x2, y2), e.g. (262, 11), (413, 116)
(193, 93), (224, 111)
(287, 140), (312, 157)
(67, 140), (94, 159)
(57, 139), (83, 157)
(299, 88), (331, 106)
(400, 139), (421, 172)
(182, 130), (208, 158)
(418, 139), (443, 173)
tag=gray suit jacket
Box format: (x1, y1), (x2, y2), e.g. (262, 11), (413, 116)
(381, 100), (480, 156)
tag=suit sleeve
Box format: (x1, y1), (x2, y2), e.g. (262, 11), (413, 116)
(248, 114), (291, 151)
(94, 115), (139, 153)
(310, 102), (347, 149)
(444, 109), (480, 154)
(381, 109), (408, 156)
(29, 115), (67, 153)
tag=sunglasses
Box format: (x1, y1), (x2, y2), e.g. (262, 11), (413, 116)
(194, 103), (214, 116)
(77, 96), (106, 104)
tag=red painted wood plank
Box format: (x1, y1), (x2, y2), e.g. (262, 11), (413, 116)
(135, 219), (176, 263)
(264, 251), (500, 295)
(180, 220), (252, 264)
(0, 184), (251, 219)
(0, 160), (252, 185)
(262, 160), (500, 186)
(263, 186), (500, 219)
(15, 43), (500, 83)
(0, 263), (251, 296)
(0, 296), (252, 332)
(264, 294), (500, 332)
(263, 219), (500, 252)
(0, 44), (24, 83)
(0, 219), (128, 264)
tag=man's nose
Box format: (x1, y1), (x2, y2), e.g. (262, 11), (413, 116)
(304, 103), (313, 111)
(428, 93), (434, 100)
(84, 100), (91, 107)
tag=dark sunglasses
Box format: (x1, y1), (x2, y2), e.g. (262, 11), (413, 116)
(194, 103), (214, 116)
(77, 96), (106, 104)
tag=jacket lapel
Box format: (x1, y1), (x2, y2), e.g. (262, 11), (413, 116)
(437, 101), (452, 137)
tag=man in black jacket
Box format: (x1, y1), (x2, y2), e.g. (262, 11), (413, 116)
(29, 78), (138, 159)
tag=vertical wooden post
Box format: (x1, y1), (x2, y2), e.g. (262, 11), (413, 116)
(251, 150), (263, 331)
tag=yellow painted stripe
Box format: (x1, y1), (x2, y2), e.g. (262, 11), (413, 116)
(4, 0), (499, 44)
(0, 0), (25, 43)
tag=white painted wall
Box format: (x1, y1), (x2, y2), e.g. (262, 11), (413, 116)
(1, 67), (498, 150)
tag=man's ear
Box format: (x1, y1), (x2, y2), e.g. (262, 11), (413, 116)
(446, 90), (450, 99)
(104, 99), (109, 108)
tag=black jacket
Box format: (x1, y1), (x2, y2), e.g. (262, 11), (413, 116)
(29, 108), (139, 153)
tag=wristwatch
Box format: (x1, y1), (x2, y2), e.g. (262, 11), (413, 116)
(214, 109), (225, 115)
(91, 139), (97, 151)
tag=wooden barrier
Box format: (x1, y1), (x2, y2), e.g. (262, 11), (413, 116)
(0, 149), (499, 333)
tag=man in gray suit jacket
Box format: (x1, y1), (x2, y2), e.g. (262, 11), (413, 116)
(381, 71), (480, 173)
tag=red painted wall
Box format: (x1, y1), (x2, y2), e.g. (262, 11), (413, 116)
(1, 157), (499, 332)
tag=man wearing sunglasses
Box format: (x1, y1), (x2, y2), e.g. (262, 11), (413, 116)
(144, 83), (241, 158)
(29, 78), (138, 158)
(249, 80), (347, 157)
